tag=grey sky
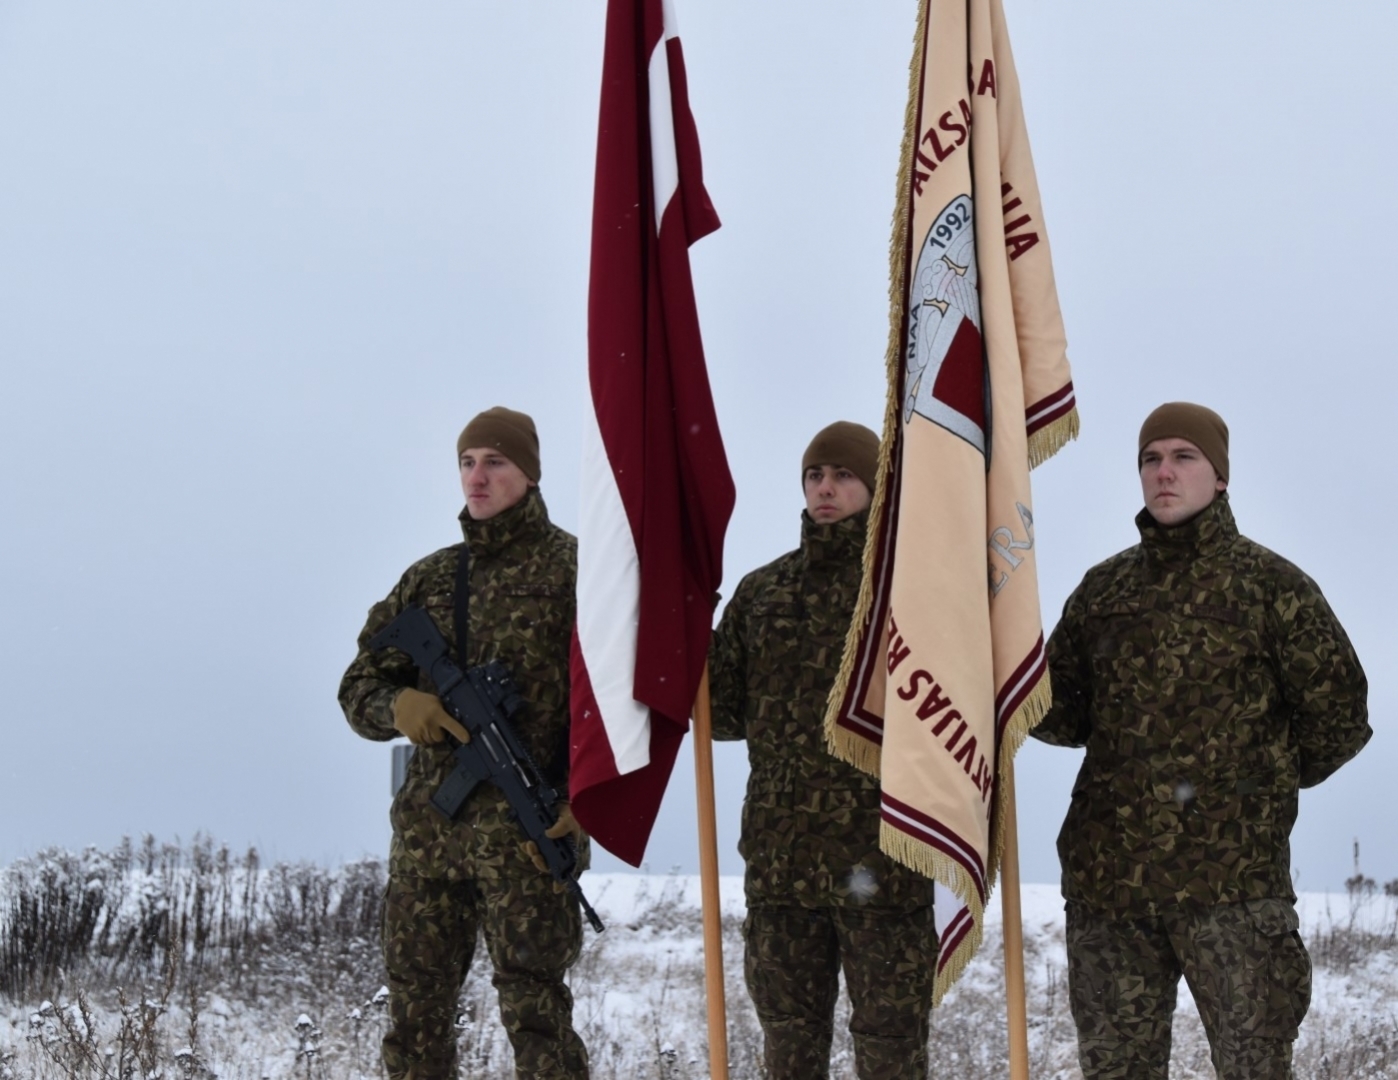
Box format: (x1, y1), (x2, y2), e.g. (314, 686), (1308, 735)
(1, 1), (1392, 893)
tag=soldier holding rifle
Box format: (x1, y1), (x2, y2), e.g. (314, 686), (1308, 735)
(339, 406), (590, 1080)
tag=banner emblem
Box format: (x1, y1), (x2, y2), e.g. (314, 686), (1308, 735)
(904, 194), (986, 456)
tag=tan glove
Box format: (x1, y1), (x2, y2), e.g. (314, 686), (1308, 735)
(524, 841), (551, 877)
(544, 801), (585, 847)
(525, 802), (586, 885)
(392, 688), (471, 746)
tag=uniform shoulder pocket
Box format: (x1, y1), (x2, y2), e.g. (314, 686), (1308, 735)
(1085, 600), (1138, 619)
(499, 584), (566, 598)
(1186, 602), (1247, 627)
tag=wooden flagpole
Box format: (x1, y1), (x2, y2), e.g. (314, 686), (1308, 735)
(1001, 759), (1030, 1080)
(692, 664), (730, 1080)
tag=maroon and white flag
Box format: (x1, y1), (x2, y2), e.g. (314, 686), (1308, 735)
(569, 0), (734, 867)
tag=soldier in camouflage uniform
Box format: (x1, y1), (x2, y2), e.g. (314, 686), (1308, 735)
(339, 406), (590, 1080)
(709, 421), (938, 1080)
(1033, 402), (1370, 1080)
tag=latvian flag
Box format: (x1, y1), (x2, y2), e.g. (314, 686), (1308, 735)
(569, 0), (734, 866)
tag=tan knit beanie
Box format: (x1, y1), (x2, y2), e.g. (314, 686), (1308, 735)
(457, 406), (541, 483)
(1138, 402), (1229, 483)
(801, 421), (880, 493)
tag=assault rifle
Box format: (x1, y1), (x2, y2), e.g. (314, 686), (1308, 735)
(370, 604), (604, 933)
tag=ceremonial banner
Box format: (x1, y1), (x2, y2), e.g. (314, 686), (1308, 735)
(570, 0), (734, 866)
(825, 0), (1077, 1000)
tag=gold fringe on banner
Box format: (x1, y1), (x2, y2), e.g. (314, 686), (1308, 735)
(828, 713), (884, 777)
(824, 0), (929, 773)
(1028, 410), (1080, 471)
(878, 668), (1051, 1004)
(879, 821), (982, 1003)
(988, 671), (1052, 892)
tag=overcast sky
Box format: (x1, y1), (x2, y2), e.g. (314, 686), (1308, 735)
(1, 1), (1393, 893)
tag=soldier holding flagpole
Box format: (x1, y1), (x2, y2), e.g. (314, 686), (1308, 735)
(825, 0), (1077, 1014)
(709, 421), (938, 1080)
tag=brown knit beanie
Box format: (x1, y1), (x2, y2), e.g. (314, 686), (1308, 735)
(1138, 402), (1229, 483)
(457, 406), (541, 483)
(802, 421), (880, 493)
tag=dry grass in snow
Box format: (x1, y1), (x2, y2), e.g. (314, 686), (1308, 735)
(2, 838), (1396, 1078)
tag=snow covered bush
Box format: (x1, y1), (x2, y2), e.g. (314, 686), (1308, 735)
(2, 838), (1396, 1078)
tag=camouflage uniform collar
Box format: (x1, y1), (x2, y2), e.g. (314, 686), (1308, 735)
(800, 508), (869, 568)
(457, 487), (551, 556)
(1135, 492), (1237, 564)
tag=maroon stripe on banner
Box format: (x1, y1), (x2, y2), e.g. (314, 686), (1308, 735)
(994, 633), (1046, 731)
(1025, 381), (1075, 435)
(936, 907), (975, 973)
(882, 792), (987, 897)
(1025, 379), (1074, 420)
(837, 710), (885, 745)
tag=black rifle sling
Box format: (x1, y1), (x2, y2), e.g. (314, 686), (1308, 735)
(453, 541), (471, 666)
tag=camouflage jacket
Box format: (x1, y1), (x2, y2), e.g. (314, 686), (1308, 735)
(709, 511), (936, 912)
(1033, 495), (1370, 914)
(338, 488), (580, 880)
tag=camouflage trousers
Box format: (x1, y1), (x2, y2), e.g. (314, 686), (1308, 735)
(381, 869), (587, 1080)
(743, 904), (936, 1080)
(1065, 899), (1311, 1080)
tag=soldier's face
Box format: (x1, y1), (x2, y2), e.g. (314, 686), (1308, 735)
(1139, 437), (1226, 526)
(804, 464), (871, 524)
(459, 447), (534, 520)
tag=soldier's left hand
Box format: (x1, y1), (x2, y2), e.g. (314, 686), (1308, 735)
(522, 840), (568, 894)
(523, 840), (546, 873)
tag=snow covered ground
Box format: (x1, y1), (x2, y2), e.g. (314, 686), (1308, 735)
(576, 875), (1398, 1079)
(2, 848), (1396, 1078)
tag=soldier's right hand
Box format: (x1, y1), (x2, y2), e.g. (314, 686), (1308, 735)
(392, 688), (471, 746)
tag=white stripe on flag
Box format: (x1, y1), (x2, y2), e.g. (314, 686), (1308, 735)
(647, 24), (677, 227)
(576, 402), (652, 774)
